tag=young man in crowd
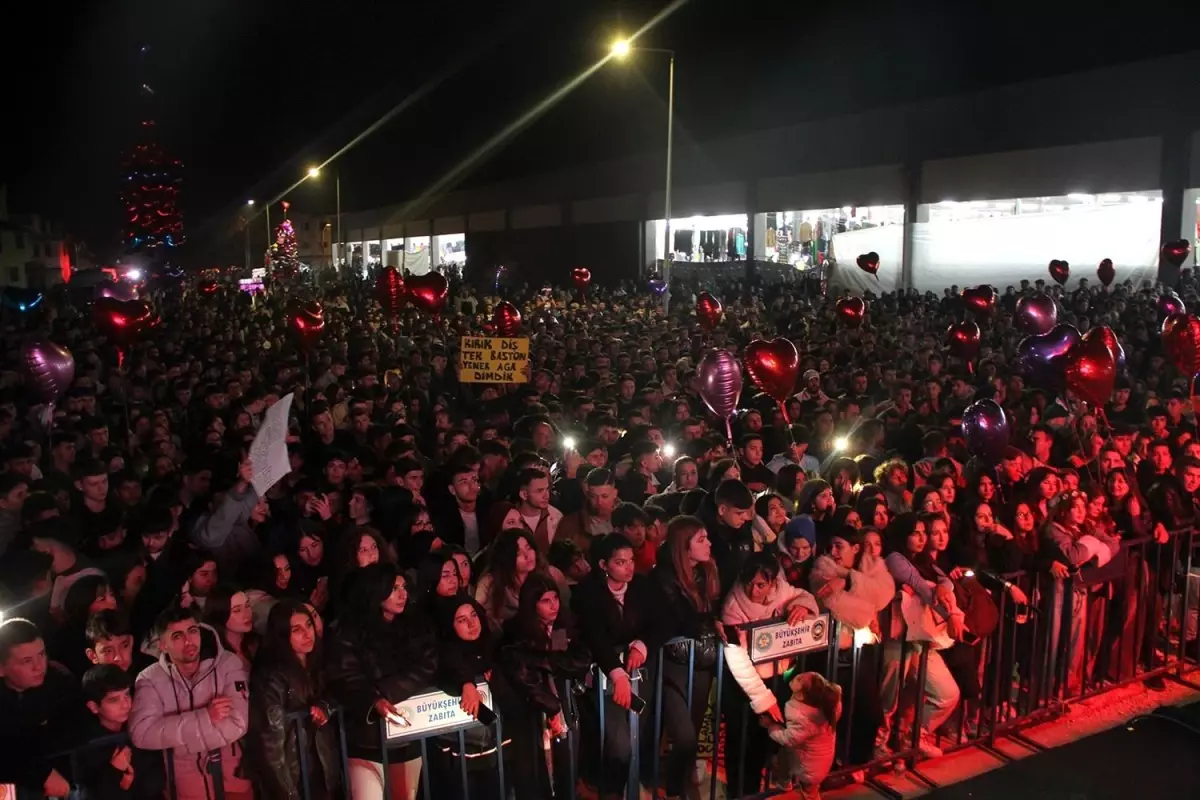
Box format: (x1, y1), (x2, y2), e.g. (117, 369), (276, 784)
(130, 606), (251, 800)
(0, 618), (77, 798)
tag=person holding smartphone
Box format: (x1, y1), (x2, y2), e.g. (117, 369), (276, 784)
(571, 534), (662, 797)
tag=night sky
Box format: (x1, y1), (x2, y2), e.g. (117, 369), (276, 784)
(3, 0), (1198, 264)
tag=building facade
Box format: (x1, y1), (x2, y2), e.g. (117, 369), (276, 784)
(0, 186), (74, 288)
(326, 51), (1200, 290)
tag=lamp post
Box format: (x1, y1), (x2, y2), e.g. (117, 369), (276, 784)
(243, 200), (254, 271)
(611, 39), (675, 313)
(306, 166), (341, 273)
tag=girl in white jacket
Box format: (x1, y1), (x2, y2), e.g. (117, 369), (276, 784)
(721, 552), (819, 795)
(766, 671), (842, 799)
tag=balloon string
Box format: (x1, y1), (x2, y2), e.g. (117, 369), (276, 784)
(779, 400), (791, 427)
(725, 417), (734, 449)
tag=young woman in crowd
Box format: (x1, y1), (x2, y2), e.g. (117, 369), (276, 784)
(49, 574), (118, 679)
(247, 600), (338, 800)
(720, 551), (818, 795)
(880, 513), (963, 758)
(497, 573), (590, 799)
(571, 533), (661, 797)
(649, 515), (723, 799)
(201, 584), (260, 668)
(325, 563), (436, 800)
(808, 526), (895, 764)
(474, 528), (566, 632)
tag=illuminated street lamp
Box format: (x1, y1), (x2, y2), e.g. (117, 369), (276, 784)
(305, 166), (341, 272)
(610, 36), (675, 312)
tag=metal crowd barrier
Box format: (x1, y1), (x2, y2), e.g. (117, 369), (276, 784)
(50, 526), (1200, 800)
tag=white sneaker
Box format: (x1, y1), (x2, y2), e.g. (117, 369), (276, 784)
(917, 732), (943, 759)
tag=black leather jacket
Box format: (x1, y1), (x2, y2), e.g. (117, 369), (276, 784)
(324, 611), (438, 758)
(246, 660), (338, 800)
(497, 623), (590, 718)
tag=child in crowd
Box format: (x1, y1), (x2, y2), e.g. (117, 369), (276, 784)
(766, 671), (842, 799)
(75, 665), (164, 800)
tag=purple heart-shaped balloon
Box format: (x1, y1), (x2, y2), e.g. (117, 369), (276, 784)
(1015, 292), (1057, 335)
(1017, 323), (1080, 391)
(20, 339), (75, 405)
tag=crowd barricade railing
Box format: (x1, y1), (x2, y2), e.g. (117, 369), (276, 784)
(49, 527), (1200, 800)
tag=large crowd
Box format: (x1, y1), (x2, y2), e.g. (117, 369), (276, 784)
(0, 262), (1198, 800)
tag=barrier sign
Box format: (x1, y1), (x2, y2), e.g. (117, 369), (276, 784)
(458, 336), (529, 383)
(748, 614), (830, 664)
(385, 683), (493, 742)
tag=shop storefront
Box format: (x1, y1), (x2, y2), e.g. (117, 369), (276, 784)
(652, 214), (749, 263)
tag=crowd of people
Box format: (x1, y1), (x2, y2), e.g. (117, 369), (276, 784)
(1, 262), (1198, 800)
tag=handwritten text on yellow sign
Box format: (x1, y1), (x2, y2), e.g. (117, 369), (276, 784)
(458, 336), (530, 384)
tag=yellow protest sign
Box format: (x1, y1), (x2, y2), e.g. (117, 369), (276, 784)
(458, 336), (530, 383)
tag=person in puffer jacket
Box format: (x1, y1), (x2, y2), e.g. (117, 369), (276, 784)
(130, 605), (252, 800)
(807, 527), (894, 765)
(766, 671), (842, 799)
(721, 551), (819, 796)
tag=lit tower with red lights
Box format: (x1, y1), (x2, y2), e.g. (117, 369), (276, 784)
(120, 46), (184, 258)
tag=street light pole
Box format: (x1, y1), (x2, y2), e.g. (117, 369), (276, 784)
(611, 40), (676, 313)
(336, 174), (342, 274)
(663, 53), (675, 315)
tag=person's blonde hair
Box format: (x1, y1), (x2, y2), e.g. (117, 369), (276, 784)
(665, 515), (720, 612)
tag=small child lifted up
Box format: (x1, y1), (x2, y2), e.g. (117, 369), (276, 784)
(765, 671), (842, 799)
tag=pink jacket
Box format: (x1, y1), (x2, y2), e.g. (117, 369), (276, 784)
(130, 625), (251, 800)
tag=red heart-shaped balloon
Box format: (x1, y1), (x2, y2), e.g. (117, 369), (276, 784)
(1065, 332), (1116, 407)
(961, 285), (996, 318)
(946, 320), (981, 360)
(743, 338), (801, 405)
(1048, 259), (1070, 286)
(94, 297), (154, 342)
(1163, 313), (1200, 375)
(406, 273), (448, 316)
(1097, 258), (1115, 288)
(835, 296), (867, 329)
(1162, 239), (1192, 268)
(198, 279), (218, 295)
(289, 300), (325, 349)
(375, 267), (405, 317)
(856, 252), (880, 276)
(492, 301), (522, 337)
(1084, 325), (1125, 375)
(696, 292), (723, 331)
(572, 267), (592, 292)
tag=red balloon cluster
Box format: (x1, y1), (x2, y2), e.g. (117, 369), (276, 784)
(743, 338), (800, 406)
(375, 267), (405, 318)
(289, 301), (325, 350)
(1163, 313), (1200, 375)
(696, 292), (723, 331)
(835, 296), (867, 329)
(198, 279), (219, 295)
(1018, 322), (1124, 407)
(492, 301), (522, 337)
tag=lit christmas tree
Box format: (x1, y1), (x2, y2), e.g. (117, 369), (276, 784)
(269, 202), (300, 275)
(120, 48), (184, 257)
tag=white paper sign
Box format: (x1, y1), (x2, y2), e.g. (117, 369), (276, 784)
(249, 393), (294, 496)
(748, 614), (831, 664)
(385, 683), (493, 742)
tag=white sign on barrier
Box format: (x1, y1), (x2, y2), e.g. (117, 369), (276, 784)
(385, 683), (493, 742)
(748, 614), (830, 664)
